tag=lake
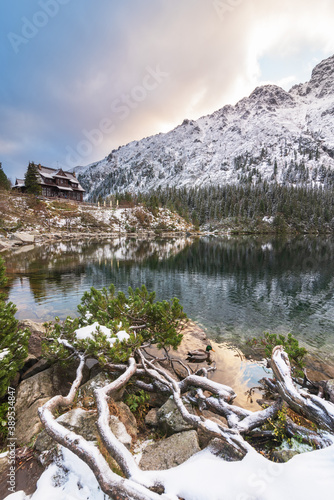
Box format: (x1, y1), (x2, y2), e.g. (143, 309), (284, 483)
(4, 235), (334, 364)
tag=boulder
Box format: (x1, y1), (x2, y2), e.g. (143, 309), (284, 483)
(21, 359), (51, 380)
(78, 372), (124, 405)
(145, 408), (159, 427)
(114, 401), (138, 441)
(35, 407), (133, 456)
(109, 416), (132, 449)
(206, 437), (246, 462)
(35, 408), (98, 454)
(15, 367), (58, 416)
(271, 449), (300, 462)
(157, 398), (194, 435)
(18, 319), (46, 359)
(15, 397), (51, 446)
(10, 232), (35, 244)
(197, 416), (228, 448)
(15, 363), (88, 446)
(0, 454), (8, 478)
(0, 240), (11, 251)
(325, 379), (334, 403)
(139, 430), (200, 470)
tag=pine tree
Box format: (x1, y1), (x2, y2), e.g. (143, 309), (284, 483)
(24, 161), (42, 195)
(0, 163), (11, 191)
(0, 257), (30, 398)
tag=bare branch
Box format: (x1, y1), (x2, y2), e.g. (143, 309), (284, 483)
(271, 346), (334, 432)
(38, 355), (166, 499)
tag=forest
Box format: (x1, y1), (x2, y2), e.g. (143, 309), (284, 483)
(135, 181), (334, 233)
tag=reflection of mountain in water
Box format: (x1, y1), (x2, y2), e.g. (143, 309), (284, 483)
(5, 236), (334, 357)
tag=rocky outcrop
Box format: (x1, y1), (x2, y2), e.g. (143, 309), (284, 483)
(9, 233), (35, 244)
(14, 364), (88, 446)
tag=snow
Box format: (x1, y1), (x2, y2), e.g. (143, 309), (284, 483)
(0, 348), (10, 360)
(74, 322), (113, 340)
(7, 447), (108, 500)
(150, 445), (334, 500)
(8, 443), (334, 500)
(116, 330), (130, 342)
(74, 322), (129, 344)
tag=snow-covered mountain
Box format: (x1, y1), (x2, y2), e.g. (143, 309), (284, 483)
(76, 55), (334, 200)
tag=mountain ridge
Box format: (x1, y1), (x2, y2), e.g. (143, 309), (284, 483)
(76, 54), (334, 200)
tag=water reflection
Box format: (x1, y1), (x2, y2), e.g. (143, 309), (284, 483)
(4, 235), (334, 360)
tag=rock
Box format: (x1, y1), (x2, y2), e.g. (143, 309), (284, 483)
(0, 240), (11, 251)
(139, 430), (200, 470)
(35, 405), (134, 458)
(206, 437), (246, 462)
(20, 353), (39, 376)
(325, 379), (334, 403)
(15, 367), (58, 416)
(0, 454), (7, 478)
(10, 232), (35, 244)
(21, 359), (51, 380)
(14, 363), (89, 446)
(18, 320), (46, 359)
(114, 402), (138, 440)
(109, 416), (132, 449)
(145, 408), (159, 427)
(58, 408), (98, 440)
(78, 372), (124, 405)
(146, 389), (170, 408)
(35, 408), (98, 454)
(271, 449), (300, 462)
(157, 398), (194, 435)
(197, 416), (228, 448)
(15, 397), (51, 446)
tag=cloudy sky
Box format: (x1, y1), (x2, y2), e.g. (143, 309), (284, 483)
(1, 0), (334, 181)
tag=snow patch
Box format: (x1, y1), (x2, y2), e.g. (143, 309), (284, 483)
(74, 322), (112, 340)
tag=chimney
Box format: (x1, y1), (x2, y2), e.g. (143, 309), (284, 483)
(38, 163), (42, 170)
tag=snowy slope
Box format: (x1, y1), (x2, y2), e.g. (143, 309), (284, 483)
(76, 55), (334, 200)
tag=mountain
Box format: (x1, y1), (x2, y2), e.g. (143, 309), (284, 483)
(76, 55), (334, 200)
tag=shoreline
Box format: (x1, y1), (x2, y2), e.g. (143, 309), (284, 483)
(18, 318), (334, 411)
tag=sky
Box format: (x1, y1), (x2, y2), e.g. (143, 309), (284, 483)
(1, 0), (334, 182)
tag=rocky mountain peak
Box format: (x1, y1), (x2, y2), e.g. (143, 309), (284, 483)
(76, 54), (334, 200)
(306, 54), (334, 98)
(249, 84), (295, 108)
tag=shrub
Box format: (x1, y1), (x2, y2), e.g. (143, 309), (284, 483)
(249, 332), (307, 376)
(43, 284), (187, 366)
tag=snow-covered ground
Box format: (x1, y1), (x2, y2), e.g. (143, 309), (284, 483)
(6, 441), (334, 500)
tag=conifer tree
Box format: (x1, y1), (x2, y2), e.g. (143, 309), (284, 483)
(24, 161), (42, 195)
(0, 163), (11, 191)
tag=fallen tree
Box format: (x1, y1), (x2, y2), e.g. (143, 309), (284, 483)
(39, 284), (334, 499)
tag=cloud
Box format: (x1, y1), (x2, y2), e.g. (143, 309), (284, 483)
(1, 0), (334, 178)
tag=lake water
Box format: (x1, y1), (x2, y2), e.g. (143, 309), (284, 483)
(4, 235), (334, 363)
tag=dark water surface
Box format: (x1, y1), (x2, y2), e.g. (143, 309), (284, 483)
(4, 235), (334, 361)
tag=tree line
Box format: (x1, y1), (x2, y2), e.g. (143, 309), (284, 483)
(127, 182), (334, 233)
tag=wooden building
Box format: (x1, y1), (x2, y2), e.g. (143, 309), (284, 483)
(13, 165), (85, 201)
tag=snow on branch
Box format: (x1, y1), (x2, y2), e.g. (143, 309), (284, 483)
(271, 345), (334, 433)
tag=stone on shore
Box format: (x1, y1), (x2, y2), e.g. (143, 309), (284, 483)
(157, 398), (194, 435)
(139, 430), (200, 470)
